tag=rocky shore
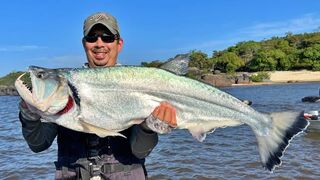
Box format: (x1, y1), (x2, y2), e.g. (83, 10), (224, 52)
(0, 86), (19, 96)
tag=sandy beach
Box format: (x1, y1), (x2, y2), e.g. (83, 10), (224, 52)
(233, 70), (320, 86)
(269, 70), (320, 82)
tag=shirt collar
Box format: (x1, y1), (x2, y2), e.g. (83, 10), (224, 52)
(83, 62), (121, 68)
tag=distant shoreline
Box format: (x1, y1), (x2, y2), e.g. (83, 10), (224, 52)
(1, 70), (320, 96)
(269, 70), (320, 82)
(0, 86), (18, 96)
(233, 70), (320, 86)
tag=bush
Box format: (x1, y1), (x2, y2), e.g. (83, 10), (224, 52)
(186, 72), (198, 79)
(250, 72), (270, 82)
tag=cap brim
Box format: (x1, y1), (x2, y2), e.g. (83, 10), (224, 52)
(84, 22), (118, 36)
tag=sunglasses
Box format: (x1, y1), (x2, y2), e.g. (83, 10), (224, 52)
(84, 33), (119, 43)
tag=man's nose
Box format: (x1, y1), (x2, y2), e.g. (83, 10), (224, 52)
(95, 37), (105, 46)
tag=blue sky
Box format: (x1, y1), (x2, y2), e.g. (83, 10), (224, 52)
(1, 0), (320, 77)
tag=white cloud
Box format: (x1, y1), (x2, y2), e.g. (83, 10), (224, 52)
(239, 13), (320, 38)
(177, 13), (320, 53)
(0, 45), (47, 52)
(0, 54), (86, 77)
(26, 55), (85, 68)
(49, 55), (85, 68)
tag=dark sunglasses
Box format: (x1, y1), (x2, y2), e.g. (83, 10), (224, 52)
(84, 33), (119, 43)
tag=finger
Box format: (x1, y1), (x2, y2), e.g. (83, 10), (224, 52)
(161, 101), (173, 108)
(156, 105), (165, 120)
(152, 106), (160, 116)
(160, 101), (168, 105)
(159, 101), (176, 125)
(171, 108), (177, 127)
(163, 106), (172, 124)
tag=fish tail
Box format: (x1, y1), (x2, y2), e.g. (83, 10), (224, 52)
(255, 111), (309, 172)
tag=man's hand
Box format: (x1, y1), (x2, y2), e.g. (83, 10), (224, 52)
(142, 102), (177, 134)
(19, 100), (41, 121)
(152, 102), (177, 127)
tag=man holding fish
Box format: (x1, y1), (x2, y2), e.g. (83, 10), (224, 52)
(18, 12), (177, 180)
(16, 10), (309, 180)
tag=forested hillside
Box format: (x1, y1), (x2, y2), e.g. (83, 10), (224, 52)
(142, 32), (320, 74)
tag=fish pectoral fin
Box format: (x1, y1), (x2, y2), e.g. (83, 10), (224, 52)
(188, 126), (215, 142)
(131, 118), (145, 125)
(79, 120), (126, 138)
(186, 119), (242, 142)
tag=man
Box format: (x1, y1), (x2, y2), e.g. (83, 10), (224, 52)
(19, 12), (177, 180)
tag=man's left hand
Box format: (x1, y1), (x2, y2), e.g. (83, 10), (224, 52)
(142, 102), (177, 134)
(152, 102), (177, 127)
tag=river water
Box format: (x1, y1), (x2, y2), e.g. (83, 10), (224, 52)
(1, 82), (320, 179)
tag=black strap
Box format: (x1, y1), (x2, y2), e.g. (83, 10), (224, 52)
(73, 157), (143, 179)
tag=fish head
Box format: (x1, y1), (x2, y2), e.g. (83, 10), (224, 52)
(15, 66), (70, 115)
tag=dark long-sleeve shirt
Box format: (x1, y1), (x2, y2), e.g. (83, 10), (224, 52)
(19, 112), (159, 160)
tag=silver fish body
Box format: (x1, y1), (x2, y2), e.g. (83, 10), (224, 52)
(66, 67), (268, 138)
(15, 60), (309, 172)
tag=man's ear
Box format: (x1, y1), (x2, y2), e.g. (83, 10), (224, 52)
(117, 38), (124, 52)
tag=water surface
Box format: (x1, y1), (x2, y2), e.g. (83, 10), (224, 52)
(1, 82), (319, 179)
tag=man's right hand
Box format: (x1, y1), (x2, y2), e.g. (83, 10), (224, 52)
(19, 100), (41, 121)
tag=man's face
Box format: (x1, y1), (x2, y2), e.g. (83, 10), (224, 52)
(83, 24), (123, 67)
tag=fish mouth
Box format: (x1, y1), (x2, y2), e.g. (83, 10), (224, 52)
(15, 73), (35, 108)
(15, 67), (70, 114)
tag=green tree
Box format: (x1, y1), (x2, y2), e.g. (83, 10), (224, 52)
(141, 60), (163, 67)
(0, 71), (30, 87)
(215, 52), (244, 73)
(235, 41), (261, 64)
(270, 49), (290, 70)
(189, 50), (211, 69)
(249, 50), (277, 71)
(301, 44), (320, 70)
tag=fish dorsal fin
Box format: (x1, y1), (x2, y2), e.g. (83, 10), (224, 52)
(159, 53), (190, 75)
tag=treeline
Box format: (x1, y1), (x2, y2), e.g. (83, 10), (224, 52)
(0, 71), (30, 87)
(142, 32), (320, 73)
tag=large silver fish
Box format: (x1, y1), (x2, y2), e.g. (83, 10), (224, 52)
(15, 54), (308, 171)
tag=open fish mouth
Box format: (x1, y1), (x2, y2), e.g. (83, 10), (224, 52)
(15, 67), (70, 114)
(15, 73), (36, 108)
(15, 71), (49, 112)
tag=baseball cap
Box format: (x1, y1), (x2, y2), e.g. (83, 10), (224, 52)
(83, 12), (120, 36)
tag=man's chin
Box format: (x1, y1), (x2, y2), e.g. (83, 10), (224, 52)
(93, 60), (109, 67)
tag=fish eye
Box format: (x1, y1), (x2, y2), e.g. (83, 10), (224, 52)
(36, 71), (46, 79)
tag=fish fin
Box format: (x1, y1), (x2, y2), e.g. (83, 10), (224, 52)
(255, 111), (309, 172)
(187, 119), (242, 142)
(131, 118), (145, 125)
(79, 120), (126, 138)
(188, 127), (216, 142)
(159, 53), (189, 75)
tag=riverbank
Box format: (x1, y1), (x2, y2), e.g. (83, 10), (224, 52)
(0, 86), (18, 96)
(1, 70), (320, 95)
(269, 70), (320, 82)
(234, 70), (320, 86)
